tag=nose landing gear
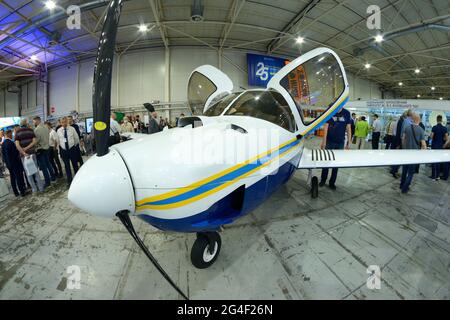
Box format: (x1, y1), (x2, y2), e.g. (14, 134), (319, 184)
(307, 169), (319, 199)
(191, 231), (222, 269)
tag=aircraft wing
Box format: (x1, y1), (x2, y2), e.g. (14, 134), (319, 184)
(297, 148), (450, 169)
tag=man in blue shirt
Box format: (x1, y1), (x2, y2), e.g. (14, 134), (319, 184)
(319, 107), (352, 190)
(430, 115), (448, 180)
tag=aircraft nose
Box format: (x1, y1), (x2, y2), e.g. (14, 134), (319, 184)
(68, 150), (135, 218)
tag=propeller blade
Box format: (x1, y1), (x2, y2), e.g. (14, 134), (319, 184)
(116, 211), (189, 300)
(92, 0), (123, 157)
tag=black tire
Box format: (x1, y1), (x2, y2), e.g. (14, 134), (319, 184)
(191, 233), (221, 269)
(311, 176), (319, 199)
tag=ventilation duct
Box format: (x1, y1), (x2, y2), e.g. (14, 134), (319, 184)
(191, 0), (204, 22)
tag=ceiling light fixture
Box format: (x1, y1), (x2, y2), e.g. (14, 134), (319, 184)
(398, 82), (403, 86)
(138, 24), (148, 32)
(30, 55), (38, 61)
(439, 97), (443, 100)
(414, 68), (420, 74)
(431, 86), (435, 91)
(374, 35), (384, 43)
(45, 0), (56, 10)
(364, 63), (371, 69)
(296, 36), (304, 44)
(417, 94), (421, 98)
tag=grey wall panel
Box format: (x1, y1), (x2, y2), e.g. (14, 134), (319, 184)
(27, 80), (37, 109)
(49, 65), (77, 116)
(0, 89), (4, 116)
(79, 60), (95, 113)
(170, 48), (217, 102)
(5, 90), (19, 116)
(46, 48), (384, 116)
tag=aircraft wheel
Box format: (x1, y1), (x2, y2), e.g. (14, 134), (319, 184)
(191, 232), (221, 269)
(311, 176), (319, 199)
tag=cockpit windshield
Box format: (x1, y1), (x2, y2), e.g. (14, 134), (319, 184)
(224, 90), (296, 132)
(203, 92), (241, 117)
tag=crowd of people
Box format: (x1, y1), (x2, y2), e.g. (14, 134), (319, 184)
(0, 109), (185, 198)
(0, 107), (447, 198)
(0, 115), (85, 197)
(111, 111), (177, 137)
(319, 108), (449, 194)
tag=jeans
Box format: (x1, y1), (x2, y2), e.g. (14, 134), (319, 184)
(22, 156), (44, 193)
(400, 164), (416, 193)
(385, 134), (393, 150)
(431, 163), (440, 179)
(36, 149), (55, 186)
(372, 132), (380, 149)
(442, 162), (449, 180)
(390, 138), (401, 174)
(49, 146), (63, 177)
(320, 141), (345, 186)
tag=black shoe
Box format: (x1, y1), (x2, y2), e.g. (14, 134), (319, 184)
(319, 181), (326, 187)
(329, 184), (336, 190)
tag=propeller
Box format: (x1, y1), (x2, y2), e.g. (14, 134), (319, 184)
(92, 0), (122, 157)
(91, 0), (188, 300)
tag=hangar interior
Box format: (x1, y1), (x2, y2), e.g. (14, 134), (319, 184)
(0, 0), (449, 299)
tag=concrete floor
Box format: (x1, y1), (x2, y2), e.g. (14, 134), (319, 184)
(0, 142), (449, 299)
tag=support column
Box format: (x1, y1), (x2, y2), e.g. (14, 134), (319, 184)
(164, 47), (171, 120)
(75, 62), (80, 113)
(116, 53), (121, 109)
(218, 48), (223, 70)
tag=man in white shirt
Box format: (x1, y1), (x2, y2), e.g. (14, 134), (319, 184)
(46, 121), (63, 178)
(57, 117), (80, 185)
(109, 113), (122, 146)
(371, 114), (382, 149)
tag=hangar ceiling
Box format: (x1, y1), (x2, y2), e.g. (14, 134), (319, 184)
(0, 0), (450, 99)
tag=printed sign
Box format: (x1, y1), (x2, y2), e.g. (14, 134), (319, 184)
(247, 53), (287, 87)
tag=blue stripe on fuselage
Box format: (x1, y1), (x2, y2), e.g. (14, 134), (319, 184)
(140, 139), (300, 206)
(137, 154), (299, 232)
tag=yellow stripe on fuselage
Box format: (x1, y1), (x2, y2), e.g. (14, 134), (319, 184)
(135, 137), (298, 206)
(136, 143), (301, 211)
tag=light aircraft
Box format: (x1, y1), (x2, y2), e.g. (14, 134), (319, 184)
(68, 0), (450, 299)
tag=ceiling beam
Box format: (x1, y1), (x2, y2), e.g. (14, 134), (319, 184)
(219, 0), (246, 50)
(148, 0), (168, 48)
(266, 0), (320, 54)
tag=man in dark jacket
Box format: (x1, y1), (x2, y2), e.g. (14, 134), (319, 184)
(1, 130), (27, 197)
(144, 103), (161, 134)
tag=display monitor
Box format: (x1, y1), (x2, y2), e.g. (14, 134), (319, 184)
(85, 117), (94, 134)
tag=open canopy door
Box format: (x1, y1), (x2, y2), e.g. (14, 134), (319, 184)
(187, 65), (234, 114)
(267, 47), (349, 135)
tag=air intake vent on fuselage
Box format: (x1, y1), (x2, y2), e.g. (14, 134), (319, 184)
(178, 117), (203, 128)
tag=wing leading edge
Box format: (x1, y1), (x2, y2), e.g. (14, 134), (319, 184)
(297, 148), (450, 169)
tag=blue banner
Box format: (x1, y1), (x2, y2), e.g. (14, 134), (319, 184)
(247, 53), (286, 87)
